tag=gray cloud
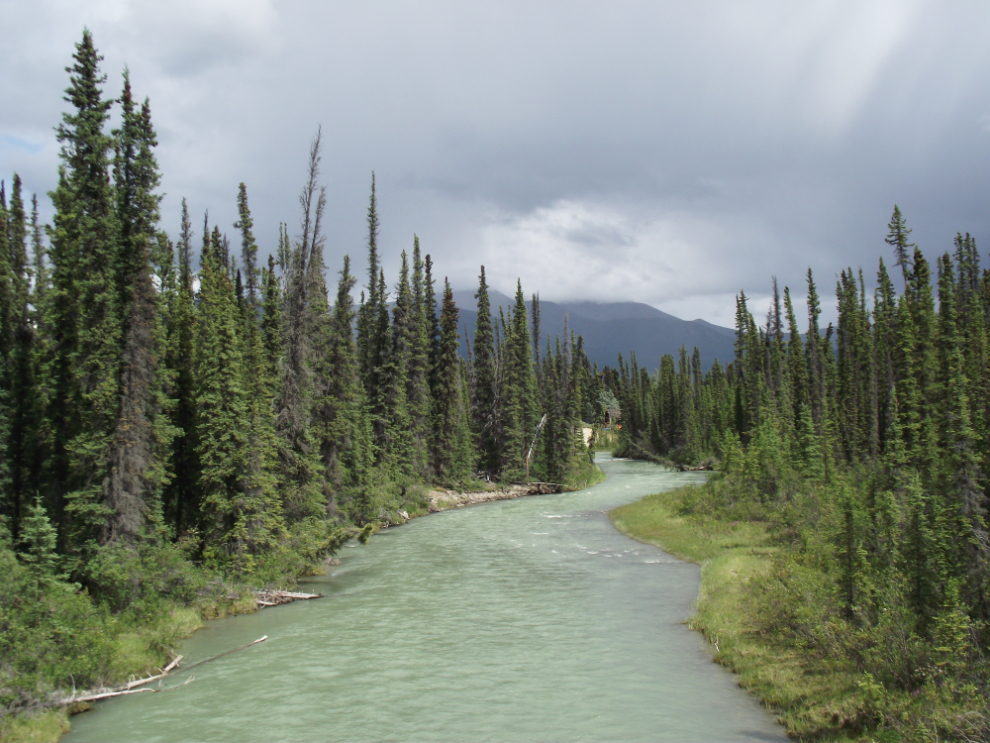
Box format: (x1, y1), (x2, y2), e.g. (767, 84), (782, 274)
(3, 0), (990, 329)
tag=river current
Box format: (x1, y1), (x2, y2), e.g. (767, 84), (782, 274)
(64, 454), (785, 742)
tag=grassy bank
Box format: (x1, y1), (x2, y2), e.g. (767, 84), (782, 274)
(608, 484), (978, 743)
(608, 488), (828, 735)
(563, 455), (607, 491)
(0, 575), (263, 743)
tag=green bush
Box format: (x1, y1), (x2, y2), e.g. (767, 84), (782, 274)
(0, 549), (118, 711)
(83, 541), (204, 620)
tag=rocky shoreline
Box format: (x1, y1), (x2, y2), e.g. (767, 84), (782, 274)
(425, 482), (560, 512)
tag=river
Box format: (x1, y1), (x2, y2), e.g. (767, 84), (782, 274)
(63, 454), (785, 742)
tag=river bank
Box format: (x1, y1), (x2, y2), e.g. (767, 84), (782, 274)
(608, 487), (801, 731)
(609, 482), (984, 743)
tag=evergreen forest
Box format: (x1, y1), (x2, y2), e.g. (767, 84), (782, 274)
(0, 31), (600, 729)
(610, 209), (990, 738)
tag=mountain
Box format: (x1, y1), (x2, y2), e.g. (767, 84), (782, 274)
(447, 289), (736, 372)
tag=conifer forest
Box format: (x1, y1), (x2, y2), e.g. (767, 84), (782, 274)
(3, 29), (990, 743)
(0, 31), (600, 725)
(609, 210), (990, 735)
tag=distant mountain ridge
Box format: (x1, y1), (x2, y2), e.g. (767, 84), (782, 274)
(448, 289), (736, 372)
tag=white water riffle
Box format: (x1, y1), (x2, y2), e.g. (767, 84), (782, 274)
(64, 455), (785, 743)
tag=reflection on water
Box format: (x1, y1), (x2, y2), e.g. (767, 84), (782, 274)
(64, 455), (785, 743)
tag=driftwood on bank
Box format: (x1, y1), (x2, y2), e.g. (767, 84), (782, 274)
(56, 653), (186, 706)
(255, 589), (322, 608)
(54, 636), (268, 709)
(427, 482), (563, 512)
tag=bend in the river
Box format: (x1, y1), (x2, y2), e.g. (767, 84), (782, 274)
(64, 454), (785, 743)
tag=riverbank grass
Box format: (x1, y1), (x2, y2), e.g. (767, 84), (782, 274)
(610, 486), (868, 741)
(563, 457), (607, 491)
(0, 708), (70, 743)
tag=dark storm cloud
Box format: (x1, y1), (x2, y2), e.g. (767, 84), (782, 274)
(3, 0), (990, 327)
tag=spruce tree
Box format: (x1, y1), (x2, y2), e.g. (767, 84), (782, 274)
(873, 259), (898, 455)
(805, 270), (825, 435)
(0, 182), (14, 536)
(500, 281), (539, 479)
(383, 251), (415, 475)
(431, 279), (471, 482)
(423, 254), (440, 386)
(235, 186), (287, 565)
(472, 265), (499, 477)
(1, 176), (36, 540)
(45, 30), (122, 559)
(18, 497), (62, 581)
(936, 253), (987, 612)
(164, 199), (200, 536)
(406, 238), (433, 480)
(317, 256), (371, 503)
(885, 205), (914, 290)
(235, 182), (260, 307)
(261, 254), (282, 381)
(356, 173), (381, 392)
(196, 227), (282, 570)
(105, 71), (172, 544)
(906, 249), (939, 480)
(783, 286), (807, 422)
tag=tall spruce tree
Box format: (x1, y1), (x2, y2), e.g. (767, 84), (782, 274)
(384, 251), (415, 475)
(431, 279), (472, 482)
(196, 226), (281, 570)
(472, 266), (499, 477)
(500, 281), (539, 479)
(356, 173), (381, 393)
(318, 255), (371, 505)
(105, 72), (171, 543)
(164, 200), (200, 536)
(1, 176), (35, 540)
(45, 30), (123, 560)
(235, 182), (260, 307)
(406, 238), (433, 480)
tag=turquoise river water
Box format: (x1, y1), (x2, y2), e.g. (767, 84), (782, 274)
(63, 454), (785, 742)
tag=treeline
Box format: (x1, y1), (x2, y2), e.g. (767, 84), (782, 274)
(0, 31), (599, 717)
(610, 208), (989, 737)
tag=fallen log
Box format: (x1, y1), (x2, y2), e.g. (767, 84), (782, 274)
(255, 589), (322, 608)
(59, 670), (194, 706)
(70, 687), (156, 704)
(122, 654), (184, 691)
(54, 637), (267, 709)
(179, 636), (268, 674)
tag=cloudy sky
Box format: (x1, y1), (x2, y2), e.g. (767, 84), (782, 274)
(3, 1), (990, 327)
